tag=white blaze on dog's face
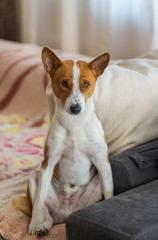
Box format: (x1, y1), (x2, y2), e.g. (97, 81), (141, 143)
(42, 47), (110, 115)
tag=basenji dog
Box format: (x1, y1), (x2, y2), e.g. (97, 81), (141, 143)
(16, 47), (113, 237)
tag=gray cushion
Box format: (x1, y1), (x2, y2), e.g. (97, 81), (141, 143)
(110, 138), (158, 195)
(66, 179), (158, 240)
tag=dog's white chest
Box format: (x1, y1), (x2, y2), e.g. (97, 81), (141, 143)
(58, 132), (92, 185)
(48, 106), (106, 186)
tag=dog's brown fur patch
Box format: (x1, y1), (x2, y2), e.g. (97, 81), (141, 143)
(13, 184), (32, 216)
(42, 128), (50, 169)
(50, 60), (74, 106)
(77, 61), (97, 103)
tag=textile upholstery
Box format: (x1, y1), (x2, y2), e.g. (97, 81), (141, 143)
(66, 179), (158, 240)
(0, 40), (158, 239)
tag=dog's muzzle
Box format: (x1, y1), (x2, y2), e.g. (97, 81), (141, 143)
(70, 103), (81, 115)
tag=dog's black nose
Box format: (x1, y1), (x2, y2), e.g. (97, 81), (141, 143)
(70, 103), (81, 114)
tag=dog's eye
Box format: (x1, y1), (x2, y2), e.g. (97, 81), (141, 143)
(82, 81), (89, 88)
(61, 80), (69, 88)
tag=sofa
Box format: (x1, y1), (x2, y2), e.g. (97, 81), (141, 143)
(66, 138), (158, 240)
(0, 39), (158, 240)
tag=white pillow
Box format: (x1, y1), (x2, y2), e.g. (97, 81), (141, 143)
(94, 49), (158, 156)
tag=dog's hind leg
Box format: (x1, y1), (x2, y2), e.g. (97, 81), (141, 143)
(28, 170), (53, 237)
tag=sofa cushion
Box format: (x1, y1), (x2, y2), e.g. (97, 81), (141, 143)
(0, 39), (49, 120)
(110, 138), (158, 195)
(66, 179), (158, 240)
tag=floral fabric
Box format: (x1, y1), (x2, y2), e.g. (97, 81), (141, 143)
(0, 114), (49, 181)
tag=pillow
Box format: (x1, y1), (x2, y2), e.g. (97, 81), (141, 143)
(94, 49), (158, 156)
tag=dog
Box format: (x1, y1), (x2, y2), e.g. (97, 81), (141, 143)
(16, 47), (113, 237)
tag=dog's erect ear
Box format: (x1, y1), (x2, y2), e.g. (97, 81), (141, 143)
(42, 47), (62, 74)
(88, 53), (110, 77)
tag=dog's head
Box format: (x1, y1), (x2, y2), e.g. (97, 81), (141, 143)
(42, 47), (110, 115)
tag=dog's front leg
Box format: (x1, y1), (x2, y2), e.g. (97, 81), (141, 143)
(29, 142), (62, 235)
(29, 165), (53, 235)
(91, 143), (113, 200)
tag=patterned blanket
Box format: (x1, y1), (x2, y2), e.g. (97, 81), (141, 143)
(0, 114), (48, 182)
(0, 115), (66, 240)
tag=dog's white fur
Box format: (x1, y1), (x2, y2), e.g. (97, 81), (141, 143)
(64, 61), (86, 114)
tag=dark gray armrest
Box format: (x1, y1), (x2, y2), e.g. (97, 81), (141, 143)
(66, 179), (158, 240)
(110, 138), (158, 195)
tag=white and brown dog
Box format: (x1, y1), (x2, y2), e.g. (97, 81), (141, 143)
(16, 47), (113, 237)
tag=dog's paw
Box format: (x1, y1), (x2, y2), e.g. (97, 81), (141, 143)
(36, 223), (50, 237)
(28, 216), (44, 235)
(103, 190), (113, 200)
(28, 220), (39, 235)
(29, 218), (53, 236)
(36, 217), (53, 237)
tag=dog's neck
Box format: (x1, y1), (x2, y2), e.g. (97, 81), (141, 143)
(53, 95), (95, 131)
